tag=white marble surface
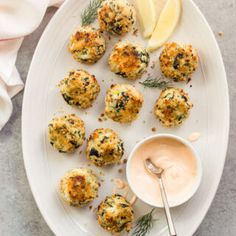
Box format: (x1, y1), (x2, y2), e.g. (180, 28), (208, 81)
(0, 1), (236, 235)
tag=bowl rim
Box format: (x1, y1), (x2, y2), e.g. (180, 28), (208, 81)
(126, 133), (203, 208)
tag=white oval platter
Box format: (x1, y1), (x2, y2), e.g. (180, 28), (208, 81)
(22, 0), (229, 235)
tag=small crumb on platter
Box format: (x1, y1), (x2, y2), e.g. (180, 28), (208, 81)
(132, 28), (139, 36)
(151, 127), (157, 132)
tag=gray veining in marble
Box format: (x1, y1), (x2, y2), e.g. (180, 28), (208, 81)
(0, 1), (236, 235)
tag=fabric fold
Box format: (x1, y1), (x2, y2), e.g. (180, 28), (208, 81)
(0, 0), (63, 130)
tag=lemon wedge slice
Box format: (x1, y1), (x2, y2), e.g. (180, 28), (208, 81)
(147, 0), (182, 52)
(134, 0), (157, 38)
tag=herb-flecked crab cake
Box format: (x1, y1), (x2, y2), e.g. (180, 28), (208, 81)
(109, 41), (150, 80)
(59, 69), (100, 109)
(105, 84), (144, 123)
(154, 88), (193, 127)
(159, 42), (198, 82)
(97, 194), (134, 233)
(86, 128), (124, 166)
(48, 114), (85, 153)
(59, 168), (100, 207)
(68, 26), (106, 64)
(98, 0), (136, 36)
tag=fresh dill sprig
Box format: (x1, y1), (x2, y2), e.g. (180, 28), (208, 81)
(139, 77), (172, 89)
(81, 0), (103, 26)
(131, 208), (156, 236)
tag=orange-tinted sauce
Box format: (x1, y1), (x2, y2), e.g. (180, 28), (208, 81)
(130, 137), (198, 206)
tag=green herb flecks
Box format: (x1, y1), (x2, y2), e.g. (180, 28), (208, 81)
(132, 208), (156, 236)
(139, 77), (172, 89)
(81, 0), (103, 26)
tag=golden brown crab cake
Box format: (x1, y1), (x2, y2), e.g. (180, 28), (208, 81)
(48, 114), (85, 153)
(154, 87), (193, 127)
(97, 194), (134, 233)
(105, 84), (143, 123)
(98, 0), (136, 35)
(59, 168), (100, 207)
(68, 26), (106, 64)
(59, 69), (100, 109)
(109, 41), (150, 80)
(159, 42), (198, 82)
(86, 128), (124, 167)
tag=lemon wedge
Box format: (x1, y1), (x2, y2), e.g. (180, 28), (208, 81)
(147, 0), (182, 52)
(134, 0), (157, 38)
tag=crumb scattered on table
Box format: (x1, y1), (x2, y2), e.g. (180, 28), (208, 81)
(218, 31), (224, 36)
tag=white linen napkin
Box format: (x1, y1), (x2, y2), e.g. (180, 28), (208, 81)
(0, 0), (64, 130)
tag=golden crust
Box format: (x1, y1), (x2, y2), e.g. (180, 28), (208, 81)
(48, 114), (85, 153)
(59, 69), (100, 109)
(68, 26), (106, 64)
(154, 87), (193, 127)
(105, 84), (143, 123)
(59, 168), (100, 207)
(97, 194), (134, 233)
(159, 42), (198, 81)
(86, 128), (124, 166)
(98, 0), (136, 35)
(109, 41), (149, 80)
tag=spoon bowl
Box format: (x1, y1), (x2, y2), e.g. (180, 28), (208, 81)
(144, 158), (164, 177)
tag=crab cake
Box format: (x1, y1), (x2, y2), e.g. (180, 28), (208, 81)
(48, 114), (85, 153)
(59, 69), (100, 109)
(154, 88), (193, 127)
(86, 128), (124, 166)
(97, 194), (134, 233)
(59, 168), (100, 207)
(68, 26), (106, 64)
(105, 84), (143, 123)
(98, 0), (136, 35)
(159, 42), (198, 82)
(109, 41), (150, 80)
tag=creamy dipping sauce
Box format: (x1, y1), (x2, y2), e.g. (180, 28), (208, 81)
(129, 137), (198, 206)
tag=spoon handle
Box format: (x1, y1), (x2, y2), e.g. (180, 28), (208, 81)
(158, 177), (177, 236)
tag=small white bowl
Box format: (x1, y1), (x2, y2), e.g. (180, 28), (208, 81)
(126, 134), (202, 208)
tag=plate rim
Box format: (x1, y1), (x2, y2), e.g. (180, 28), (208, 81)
(21, 0), (230, 235)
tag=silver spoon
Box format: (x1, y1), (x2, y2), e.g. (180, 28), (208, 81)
(144, 158), (177, 236)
